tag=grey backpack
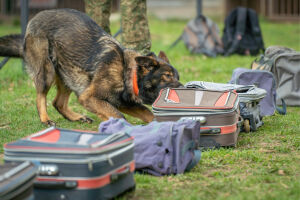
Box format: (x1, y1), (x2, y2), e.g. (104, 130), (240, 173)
(170, 15), (224, 57)
(251, 46), (300, 106)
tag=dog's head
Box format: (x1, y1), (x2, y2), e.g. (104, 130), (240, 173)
(135, 51), (183, 104)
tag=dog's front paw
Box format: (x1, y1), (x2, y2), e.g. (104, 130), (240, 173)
(79, 116), (94, 124)
(43, 120), (56, 127)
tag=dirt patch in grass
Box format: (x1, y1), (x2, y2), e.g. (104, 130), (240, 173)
(166, 176), (186, 187)
(257, 142), (280, 153)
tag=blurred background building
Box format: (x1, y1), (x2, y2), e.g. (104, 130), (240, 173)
(0, 0), (299, 22)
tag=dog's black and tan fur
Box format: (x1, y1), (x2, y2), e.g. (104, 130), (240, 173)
(0, 9), (182, 126)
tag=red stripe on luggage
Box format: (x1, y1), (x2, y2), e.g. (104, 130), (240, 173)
(214, 92), (229, 107)
(201, 124), (237, 134)
(4, 137), (134, 151)
(168, 89), (180, 103)
(36, 161), (135, 189)
(77, 175), (110, 189)
(153, 89), (238, 110)
(30, 129), (61, 143)
(77, 162), (135, 189)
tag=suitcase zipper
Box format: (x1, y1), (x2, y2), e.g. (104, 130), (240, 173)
(90, 132), (127, 148)
(153, 104), (239, 116)
(169, 124), (175, 174)
(4, 137), (133, 155)
(4, 143), (134, 166)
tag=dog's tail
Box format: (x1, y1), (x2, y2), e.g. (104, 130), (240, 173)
(0, 34), (23, 58)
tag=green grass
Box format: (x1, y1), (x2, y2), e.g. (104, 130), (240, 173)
(0, 16), (300, 200)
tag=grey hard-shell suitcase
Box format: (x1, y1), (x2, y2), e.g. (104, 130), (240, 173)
(4, 127), (135, 200)
(185, 81), (267, 132)
(152, 88), (241, 148)
(0, 161), (38, 200)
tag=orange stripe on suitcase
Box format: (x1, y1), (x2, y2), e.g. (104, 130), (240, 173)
(36, 161), (135, 190)
(168, 89), (180, 103)
(201, 124), (237, 134)
(214, 92), (229, 107)
(30, 129), (61, 143)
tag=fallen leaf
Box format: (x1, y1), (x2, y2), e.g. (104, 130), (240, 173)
(278, 170), (285, 175)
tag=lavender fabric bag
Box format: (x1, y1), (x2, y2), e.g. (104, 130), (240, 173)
(99, 118), (201, 176)
(229, 68), (286, 116)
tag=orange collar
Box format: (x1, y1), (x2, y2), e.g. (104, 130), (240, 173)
(132, 68), (139, 96)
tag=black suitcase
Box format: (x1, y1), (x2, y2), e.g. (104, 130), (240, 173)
(4, 127), (135, 200)
(0, 161), (38, 200)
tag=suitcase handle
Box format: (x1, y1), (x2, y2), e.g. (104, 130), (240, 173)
(110, 166), (130, 183)
(34, 180), (78, 190)
(200, 128), (221, 134)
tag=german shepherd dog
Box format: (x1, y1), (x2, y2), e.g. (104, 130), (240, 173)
(0, 9), (182, 126)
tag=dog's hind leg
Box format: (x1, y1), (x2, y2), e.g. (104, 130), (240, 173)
(24, 35), (55, 126)
(52, 78), (93, 123)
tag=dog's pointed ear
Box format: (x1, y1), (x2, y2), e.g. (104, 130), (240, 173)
(135, 56), (158, 68)
(146, 51), (157, 58)
(135, 56), (159, 75)
(158, 51), (170, 63)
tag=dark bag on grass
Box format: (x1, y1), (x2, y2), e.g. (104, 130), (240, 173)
(99, 118), (201, 176)
(0, 161), (38, 200)
(4, 127), (135, 200)
(229, 68), (286, 116)
(251, 46), (300, 106)
(222, 7), (265, 56)
(170, 15), (224, 57)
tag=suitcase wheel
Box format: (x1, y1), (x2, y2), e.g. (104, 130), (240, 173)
(244, 119), (250, 133)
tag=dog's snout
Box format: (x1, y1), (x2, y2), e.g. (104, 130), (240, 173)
(170, 81), (183, 88)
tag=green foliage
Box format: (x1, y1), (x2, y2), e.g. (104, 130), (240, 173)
(0, 17), (299, 199)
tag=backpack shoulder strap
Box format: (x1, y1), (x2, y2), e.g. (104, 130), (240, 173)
(224, 7), (247, 56)
(169, 33), (183, 49)
(236, 7), (247, 35)
(223, 9), (237, 43)
(276, 99), (287, 115)
(248, 8), (265, 52)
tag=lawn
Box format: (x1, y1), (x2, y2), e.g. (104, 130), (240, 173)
(0, 15), (300, 200)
